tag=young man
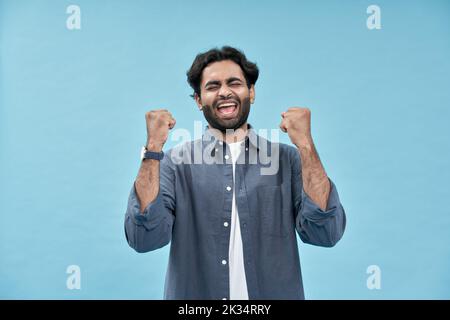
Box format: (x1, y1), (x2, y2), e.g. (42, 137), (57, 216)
(124, 46), (346, 300)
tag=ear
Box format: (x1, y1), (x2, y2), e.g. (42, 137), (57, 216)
(194, 93), (203, 111)
(249, 84), (256, 104)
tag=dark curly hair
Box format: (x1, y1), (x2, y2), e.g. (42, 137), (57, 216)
(186, 46), (259, 98)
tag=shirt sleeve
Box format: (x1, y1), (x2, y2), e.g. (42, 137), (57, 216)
(124, 153), (176, 253)
(290, 147), (346, 247)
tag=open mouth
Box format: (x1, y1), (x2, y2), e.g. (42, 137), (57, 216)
(216, 102), (239, 118)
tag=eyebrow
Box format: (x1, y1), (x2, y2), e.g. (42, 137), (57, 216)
(204, 77), (244, 88)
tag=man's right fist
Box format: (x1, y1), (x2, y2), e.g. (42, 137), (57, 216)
(145, 109), (176, 151)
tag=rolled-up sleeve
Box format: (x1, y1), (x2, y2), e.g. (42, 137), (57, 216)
(290, 148), (346, 247)
(124, 155), (176, 253)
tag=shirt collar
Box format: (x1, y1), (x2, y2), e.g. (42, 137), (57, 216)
(202, 123), (261, 157)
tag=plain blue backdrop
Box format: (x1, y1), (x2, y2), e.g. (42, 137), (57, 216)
(1, 0), (449, 299)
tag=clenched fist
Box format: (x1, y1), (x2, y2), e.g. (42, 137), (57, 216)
(145, 109), (176, 151)
(279, 107), (313, 147)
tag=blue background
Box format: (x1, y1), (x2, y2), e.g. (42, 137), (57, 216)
(1, 0), (449, 299)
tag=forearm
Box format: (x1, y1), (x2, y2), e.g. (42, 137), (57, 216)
(135, 158), (160, 213)
(296, 138), (330, 211)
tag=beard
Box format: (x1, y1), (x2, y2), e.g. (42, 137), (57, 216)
(201, 95), (251, 134)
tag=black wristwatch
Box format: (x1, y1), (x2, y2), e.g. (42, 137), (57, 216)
(141, 146), (164, 161)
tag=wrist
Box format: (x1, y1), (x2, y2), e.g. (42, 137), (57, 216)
(293, 135), (313, 149)
(146, 141), (164, 152)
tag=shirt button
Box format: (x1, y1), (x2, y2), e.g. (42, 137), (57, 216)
(215, 148), (219, 152)
(224, 154), (229, 160)
(245, 147), (249, 151)
(224, 222), (229, 227)
(226, 186), (231, 191)
(222, 259), (227, 265)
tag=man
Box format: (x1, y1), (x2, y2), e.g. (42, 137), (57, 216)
(124, 46), (346, 300)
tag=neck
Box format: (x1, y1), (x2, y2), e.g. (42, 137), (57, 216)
(208, 122), (249, 144)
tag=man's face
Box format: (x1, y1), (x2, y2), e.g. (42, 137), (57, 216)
(195, 60), (255, 133)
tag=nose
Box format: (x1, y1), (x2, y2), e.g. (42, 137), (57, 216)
(218, 84), (232, 99)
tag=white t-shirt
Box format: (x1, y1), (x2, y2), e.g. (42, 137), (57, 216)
(227, 141), (249, 300)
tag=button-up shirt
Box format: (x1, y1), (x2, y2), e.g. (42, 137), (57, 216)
(124, 124), (346, 299)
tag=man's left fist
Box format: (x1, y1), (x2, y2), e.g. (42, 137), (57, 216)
(280, 107), (312, 147)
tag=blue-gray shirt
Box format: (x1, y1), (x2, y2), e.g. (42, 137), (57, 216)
(124, 125), (346, 299)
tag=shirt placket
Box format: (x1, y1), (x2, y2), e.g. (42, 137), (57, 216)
(234, 138), (260, 299)
(218, 140), (233, 300)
